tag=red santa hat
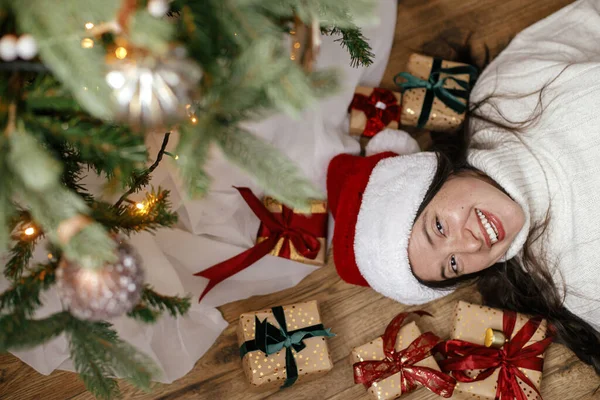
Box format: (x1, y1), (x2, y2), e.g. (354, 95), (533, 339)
(327, 129), (452, 305)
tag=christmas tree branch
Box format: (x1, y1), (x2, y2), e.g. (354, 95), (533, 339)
(322, 26), (374, 68)
(0, 311), (70, 352)
(95, 189), (178, 234)
(68, 318), (156, 400)
(4, 238), (39, 280)
(114, 132), (170, 208)
(128, 286), (191, 323)
(0, 261), (58, 315)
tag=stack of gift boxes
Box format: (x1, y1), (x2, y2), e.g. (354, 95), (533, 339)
(196, 53), (555, 399)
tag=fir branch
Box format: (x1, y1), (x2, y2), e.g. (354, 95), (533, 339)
(216, 126), (322, 209)
(128, 286), (191, 323)
(68, 318), (156, 400)
(4, 238), (38, 280)
(94, 189), (178, 234)
(0, 311), (70, 352)
(114, 132), (170, 208)
(175, 122), (211, 197)
(322, 26), (374, 68)
(0, 262), (58, 315)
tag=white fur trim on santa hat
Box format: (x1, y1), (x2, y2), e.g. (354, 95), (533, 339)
(354, 152), (454, 305)
(365, 128), (421, 157)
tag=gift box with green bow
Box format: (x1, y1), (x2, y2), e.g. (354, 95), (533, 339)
(395, 53), (478, 132)
(237, 300), (335, 390)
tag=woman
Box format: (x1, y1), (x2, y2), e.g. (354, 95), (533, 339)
(328, 0), (600, 374)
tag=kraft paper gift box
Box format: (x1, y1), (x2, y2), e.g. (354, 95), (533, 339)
(443, 301), (551, 400)
(397, 53), (476, 132)
(237, 300), (335, 390)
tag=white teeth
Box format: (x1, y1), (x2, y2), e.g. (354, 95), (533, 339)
(476, 209), (498, 244)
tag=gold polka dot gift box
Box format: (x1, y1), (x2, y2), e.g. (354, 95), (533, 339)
(394, 53), (478, 132)
(438, 300), (553, 400)
(237, 300), (335, 390)
(351, 311), (456, 400)
(348, 86), (402, 138)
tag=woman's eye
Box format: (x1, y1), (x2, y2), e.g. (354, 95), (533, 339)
(450, 255), (459, 274)
(435, 217), (444, 235)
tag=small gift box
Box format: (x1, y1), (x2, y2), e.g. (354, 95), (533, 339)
(256, 196), (328, 266)
(438, 301), (553, 400)
(238, 300), (335, 390)
(194, 188), (327, 301)
(351, 311), (455, 399)
(395, 53), (477, 132)
(348, 86), (402, 137)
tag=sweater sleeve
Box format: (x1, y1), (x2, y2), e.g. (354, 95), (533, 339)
(470, 0), (600, 129)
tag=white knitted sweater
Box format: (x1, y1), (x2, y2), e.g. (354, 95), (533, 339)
(467, 0), (600, 330)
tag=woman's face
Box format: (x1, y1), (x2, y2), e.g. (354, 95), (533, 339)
(408, 171), (525, 281)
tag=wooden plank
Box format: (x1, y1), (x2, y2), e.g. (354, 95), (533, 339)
(3, 0), (600, 399)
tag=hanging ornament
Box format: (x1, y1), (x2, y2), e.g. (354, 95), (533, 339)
(147, 0), (171, 18)
(289, 16), (321, 72)
(0, 34), (18, 62)
(56, 240), (145, 321)
(105, 46), (203, 130)
(0, 34), (39, 61)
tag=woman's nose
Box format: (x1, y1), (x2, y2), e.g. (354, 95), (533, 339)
(451, 228), (482, 253)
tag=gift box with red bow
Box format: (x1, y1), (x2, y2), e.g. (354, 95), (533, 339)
(437, 301), (552, 400)
(351, 311), (456, 399)
(348, 86), (402, 138)
(238, 300), (335, 390)
(194, 187), (327, 301)
(394, 53), (477, 132)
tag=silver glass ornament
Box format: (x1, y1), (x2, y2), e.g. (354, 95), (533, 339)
(105, 49), (202, 130)
(56, 241), (145, 321)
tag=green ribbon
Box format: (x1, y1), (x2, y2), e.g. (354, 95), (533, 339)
(394, 58), (478, 128)
(239, 305), (335, 389)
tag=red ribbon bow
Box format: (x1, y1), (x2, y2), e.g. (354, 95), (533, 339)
(349, 88), (401, 137)
(353, 311), (456, 398)
(194, 187), (325, 302)
(437, 311), (553, 400)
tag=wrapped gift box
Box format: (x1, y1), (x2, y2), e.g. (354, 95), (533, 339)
(238, 300), (334, 390)
(256, 197), (327, 266)
(397, 53), (476, 132)
(443, 301), (550, 399)
(349, 86), (402, 137)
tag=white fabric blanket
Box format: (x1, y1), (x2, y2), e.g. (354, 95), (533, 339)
(5, 0), (397, 383)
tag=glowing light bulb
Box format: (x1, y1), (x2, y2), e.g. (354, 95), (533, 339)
(48, 253), (53, 260)
(136, 203), (145, 211)
(81, 38), (94, 49)
(191, 116), (198, 124)
(115, 46), (127, 59)
(174, 155), (179, 160)
(294, 42), (301, 49)
(85, 22), (94, 30)
(24, 227), (35, 236)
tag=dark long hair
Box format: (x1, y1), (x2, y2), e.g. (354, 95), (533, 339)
(412, 61), (600, 374)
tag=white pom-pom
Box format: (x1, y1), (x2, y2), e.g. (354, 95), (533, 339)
(0, 34), (18, 62)
(365, 128), (421, 156)
(16, 34), (38, 60)
(148, 0), (169, 17)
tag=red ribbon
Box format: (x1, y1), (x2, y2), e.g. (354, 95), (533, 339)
(194, 187), (326, 302)
(437, 311), (553, 400)
(353, 311), (456, 398)
(349, 88), (401, 137)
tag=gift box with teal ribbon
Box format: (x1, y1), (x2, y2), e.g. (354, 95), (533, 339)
(394, 53), (478, 132)
(237, 300), (335, 390)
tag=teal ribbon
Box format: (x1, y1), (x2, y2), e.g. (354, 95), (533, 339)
(394, 58), (478, 128)
(239, 306), (335, 389)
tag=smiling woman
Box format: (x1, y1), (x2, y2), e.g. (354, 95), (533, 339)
(408, 169), (525, 281)
(327, 0), (600, 379)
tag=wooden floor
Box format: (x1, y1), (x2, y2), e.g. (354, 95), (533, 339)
(2, 0), (599, 399)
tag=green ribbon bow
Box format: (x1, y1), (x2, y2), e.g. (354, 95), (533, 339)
(239, 305), (335, 388)
(394, 58), (479, 128)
